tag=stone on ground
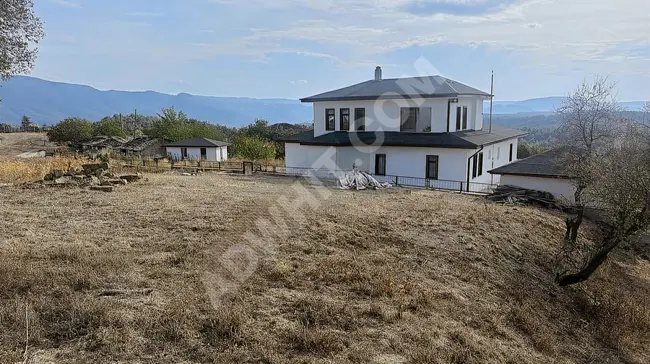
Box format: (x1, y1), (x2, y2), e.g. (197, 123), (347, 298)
(90, 185), (113, 192)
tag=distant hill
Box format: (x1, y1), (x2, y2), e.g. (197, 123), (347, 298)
(0, 76), (645, 126)
(483, 97), (646, 114)
(0, 76), (313, 126)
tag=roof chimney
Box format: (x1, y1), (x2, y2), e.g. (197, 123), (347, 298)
(374, 66), (382, 81)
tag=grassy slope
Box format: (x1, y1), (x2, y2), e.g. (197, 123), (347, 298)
(0, 174), (648, 363)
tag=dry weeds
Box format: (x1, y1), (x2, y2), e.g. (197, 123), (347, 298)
(0, 173), (648, 363)
(0, 156), (88, 184)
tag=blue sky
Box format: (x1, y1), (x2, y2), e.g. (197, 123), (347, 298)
(31, 0), (650, 101)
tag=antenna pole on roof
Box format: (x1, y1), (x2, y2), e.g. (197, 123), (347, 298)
(489, 70), (494, 133)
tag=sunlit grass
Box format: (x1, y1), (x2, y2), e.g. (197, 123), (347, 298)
(0, 156), (89, 184)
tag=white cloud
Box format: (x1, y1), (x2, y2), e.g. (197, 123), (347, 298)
(202, 0), (650, 74)
(289, 79), (308, 84)
(49, 0), (81, 8)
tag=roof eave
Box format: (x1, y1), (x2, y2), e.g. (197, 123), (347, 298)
(300, 93), (495, 103)
(488, 171), (572, 179)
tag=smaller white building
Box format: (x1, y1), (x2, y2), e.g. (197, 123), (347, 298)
(489, 149), (576, 203)
(165, 138), (230, 162)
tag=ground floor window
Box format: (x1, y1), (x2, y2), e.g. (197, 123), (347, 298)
(375, 154), (386, 176)
(472, 152), (484, 178)
(426, 155), (439, 180)
(200, 148), (207, 160)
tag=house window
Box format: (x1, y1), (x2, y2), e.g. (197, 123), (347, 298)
(325, 109), (335, 131)
(181, 147), (188, 159)
(462, 106), (468, 130)
(340, 108), (350, 131)
(509, 143), (514, 162)
(456, 106), (462, 130)
(375, 154), (386, 176)
(426, 155), (439, 180)
(200, 148), (207, 160)
(472, 152), (484, 179)
(354, 108), (365, 131)
(400, 107), (418, 132)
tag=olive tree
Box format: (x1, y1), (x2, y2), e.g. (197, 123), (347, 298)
(554, 78), (650, 286)
(0, 0), (44, 80)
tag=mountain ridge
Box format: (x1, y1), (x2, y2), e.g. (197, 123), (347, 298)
(0, 76), (646, 126)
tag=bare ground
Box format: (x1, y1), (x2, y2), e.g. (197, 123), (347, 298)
(0, 173), (648, 363)
(0, 133), (55, 159)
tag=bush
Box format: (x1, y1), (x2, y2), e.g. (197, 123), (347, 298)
(47, 117), (93, 145)
(233, 136), (276, 161)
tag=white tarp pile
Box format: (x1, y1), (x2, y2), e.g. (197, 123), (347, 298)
(337, 169), (392, 190)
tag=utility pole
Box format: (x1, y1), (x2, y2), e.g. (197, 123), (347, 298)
(489, 70), (494, 134)
(133, 109), (137, 138)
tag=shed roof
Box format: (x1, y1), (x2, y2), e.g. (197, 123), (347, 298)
(164, 138), (230, 147)
(119, 137), (161, 152)
(489, 149), (570, 178)
(301, 76), (491, 102)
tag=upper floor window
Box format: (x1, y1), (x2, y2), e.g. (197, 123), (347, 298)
(340, 108), (350, 131)
(325, 109), (335, 131)
(462, 106), (468, 130)
(456, 106), (469, 131)
(355, 108), (365, 131)
(400, 107), (418, 132)
(509, 143), (514, 162)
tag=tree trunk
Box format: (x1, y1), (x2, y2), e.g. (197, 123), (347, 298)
(564, 206), (584, 243)
(556, 236), (621, 286)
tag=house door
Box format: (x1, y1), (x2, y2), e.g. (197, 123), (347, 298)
(200, 148), (207, 160)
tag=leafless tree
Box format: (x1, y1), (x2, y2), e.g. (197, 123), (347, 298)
(554, 78), (650, 286)
(0, 0), (44, 80)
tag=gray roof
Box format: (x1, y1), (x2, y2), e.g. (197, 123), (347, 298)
(301, 76), (491, 102)
(119, 137), (162, 152)
(165, 138), (230, 147)
(489, 149), (570, 178)
(279, 126), (525, 149)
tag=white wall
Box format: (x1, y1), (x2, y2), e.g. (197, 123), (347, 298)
(312, 96), (486, 137)
(221, 146), (229, 161)
(166, 146), (226, 161)
(286, 143), (474, 182)
(500, 175), (576, 203)
(470, 138), (519, 185)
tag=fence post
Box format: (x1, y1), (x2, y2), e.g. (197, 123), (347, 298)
(395, 176), (399, 186)
(459, 182), (463, 192)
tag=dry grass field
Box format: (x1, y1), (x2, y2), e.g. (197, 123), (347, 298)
(0, 173), (649, 363)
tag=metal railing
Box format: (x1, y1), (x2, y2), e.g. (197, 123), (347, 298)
(275, 166), (497, 194)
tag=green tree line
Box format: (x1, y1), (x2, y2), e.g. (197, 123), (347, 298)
(46, 107), (312, 161)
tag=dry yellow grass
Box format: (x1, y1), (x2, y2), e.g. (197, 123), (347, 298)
(0, 173), (648, 363)
(0, 156), (89, 184)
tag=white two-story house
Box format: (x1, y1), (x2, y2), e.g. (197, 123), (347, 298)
(281, 67), (525, 191)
